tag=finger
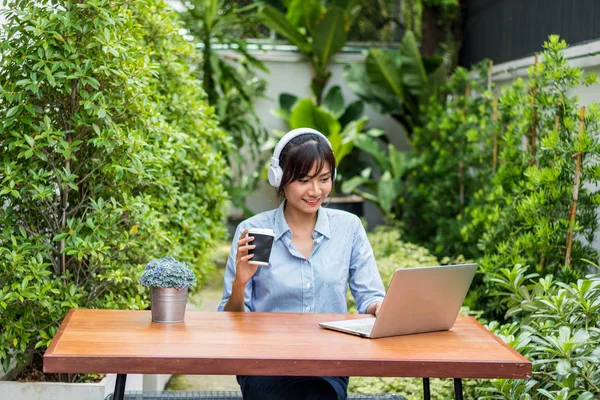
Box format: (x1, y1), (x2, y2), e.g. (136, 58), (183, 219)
(238, 235), (254, 247)
(239, 244), (256, 252)
(241, 254), (255, 261)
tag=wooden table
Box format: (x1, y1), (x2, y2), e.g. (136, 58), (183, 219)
(44, 309), (531, 400)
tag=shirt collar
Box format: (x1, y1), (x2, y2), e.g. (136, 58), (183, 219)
(273, 201), (331, 241)
(313, 206), (331, 239)
(273, 202), (290, 242)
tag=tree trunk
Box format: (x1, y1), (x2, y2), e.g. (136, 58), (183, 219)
(203, 34), (216, 106)
(421, 4), (444, 56)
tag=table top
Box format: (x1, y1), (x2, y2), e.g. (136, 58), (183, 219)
(44, 309), (531, 379)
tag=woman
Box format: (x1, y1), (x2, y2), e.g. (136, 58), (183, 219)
(217, 127), (386, 400)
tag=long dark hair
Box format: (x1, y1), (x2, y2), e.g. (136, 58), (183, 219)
(276, 134), (336, 201)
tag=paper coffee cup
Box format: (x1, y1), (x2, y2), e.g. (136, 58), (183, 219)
(247, 228), (275, 266)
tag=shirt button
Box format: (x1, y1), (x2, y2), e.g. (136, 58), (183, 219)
(304, 260), (308, 265)
(306, 306), (311, 312)
(306, 282), (311, 288)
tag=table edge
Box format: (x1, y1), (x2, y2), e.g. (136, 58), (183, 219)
(467, 317), (531, 364)
(44, 354), (532, 378)
(45, 308), (76, 357)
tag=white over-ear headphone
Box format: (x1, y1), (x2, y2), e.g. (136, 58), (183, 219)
(268, 127), (337, 187)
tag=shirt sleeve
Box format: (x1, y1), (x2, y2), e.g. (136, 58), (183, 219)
(348, 216), (386, 314)
(216, 223), (253, 312)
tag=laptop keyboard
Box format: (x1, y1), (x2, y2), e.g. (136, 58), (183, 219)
(350, 324), (374, 334)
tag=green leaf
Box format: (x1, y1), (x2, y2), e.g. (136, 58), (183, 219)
(341, 173), (370, 194)
(352, 134), (390, 172)
(576, 392), (595, 400)
(289, 98), (340, 136)
(399, 31), (429, 97)
(343, 63), (400, 117)
(204, 0), (219, 31)
(279, 93), (298, 112)
(322, 85), (345, 117)
(24, 134), (35, 147)
(332, 116), (368, 165)
(312, 7), (347, 67)
(555, 359), (570, 375)
(377, 171), (401, 214)
(366, 49), (403, 98)
(260, 5), (311, 54)
(2, 357), (10, 373)
(53, 233), (69, 241)
(286, 0), (322, 32)
(7, 106), (20, 117)
(339, 100), (364, 128)
(388, 145), (407, 179)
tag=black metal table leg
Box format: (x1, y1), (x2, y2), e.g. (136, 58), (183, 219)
(423, 377), (431, 400)
(454, 378), (463, 400)
(113, 373), (127, 400)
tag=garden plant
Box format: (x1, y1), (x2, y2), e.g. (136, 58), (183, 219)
(260, 0), (360, 104)
(393, 36), (600, 399)
(0, 0), (228, 380)
(178, 0), (269, 217)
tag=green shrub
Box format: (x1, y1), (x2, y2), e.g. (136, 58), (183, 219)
(0, 0), (229, 377)
(480, 265), (600, 399)
(466, 37), (600, 319)
(400, 36), (600, 319)
(401, 61), (495, 258)
(368, 226), (439, 286)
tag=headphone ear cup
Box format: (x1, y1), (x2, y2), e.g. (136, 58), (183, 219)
(268, 165), (283, 187)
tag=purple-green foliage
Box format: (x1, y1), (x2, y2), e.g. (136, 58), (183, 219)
(140, 256), (197, 289)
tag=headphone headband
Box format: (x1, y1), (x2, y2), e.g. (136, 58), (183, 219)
(268, 127), (336, 187)
(272, 128), (332, 162)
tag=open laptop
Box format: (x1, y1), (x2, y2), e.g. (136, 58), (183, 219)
(319, 263), (477, 339)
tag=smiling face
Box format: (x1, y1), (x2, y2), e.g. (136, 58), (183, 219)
(283, 162), (333, 215)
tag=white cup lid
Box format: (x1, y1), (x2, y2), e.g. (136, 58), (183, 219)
(247, 228), (275, 236)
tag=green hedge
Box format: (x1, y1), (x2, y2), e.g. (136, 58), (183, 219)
(0, 0), (229, 375)
(397, 36), (600, 399)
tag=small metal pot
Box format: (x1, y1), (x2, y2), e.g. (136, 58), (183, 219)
(150, 287), (188, 323)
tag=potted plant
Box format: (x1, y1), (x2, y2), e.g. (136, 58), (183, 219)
(140, 256), (197, 323)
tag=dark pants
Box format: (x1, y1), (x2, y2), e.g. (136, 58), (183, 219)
(236, 375), (348, 400)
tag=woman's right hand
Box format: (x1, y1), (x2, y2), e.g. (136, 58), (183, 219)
(234, 229), (259, 286)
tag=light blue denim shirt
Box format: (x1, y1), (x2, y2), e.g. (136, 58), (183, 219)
(217, 202), (385, 314)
